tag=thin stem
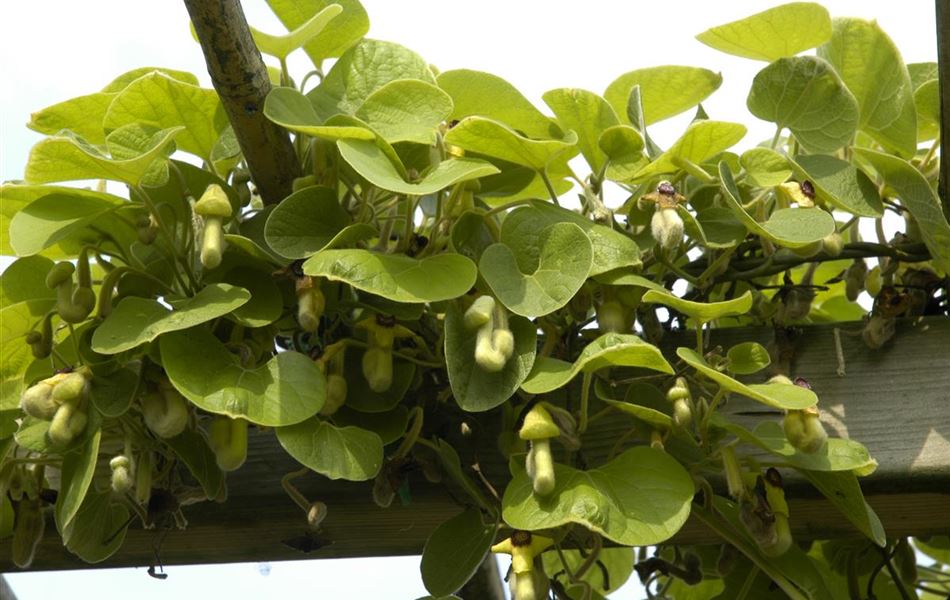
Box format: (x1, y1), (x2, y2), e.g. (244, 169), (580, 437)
(769, 126), (783, 150)
(695, 321), (705, 354)
(393, 406), (424, 460)
(880, 545), (914, 600)
(134, 185), (196, 293)
(735, 565), (760, 600)
(578, 371), (593, 434)
(540, 169), (561, 206)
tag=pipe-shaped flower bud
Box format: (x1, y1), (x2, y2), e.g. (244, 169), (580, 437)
(208, 416), (248, 472)
(141, 380), (190, 439)
(194, 184), (233, 270)
(520, 404), (560, 496)
(11, 497), (44, 569)
(491, 531), (553, 600)
(46, 262), (88, 323)
(295, 276), (325, 333)
(110, 455), (133, 494)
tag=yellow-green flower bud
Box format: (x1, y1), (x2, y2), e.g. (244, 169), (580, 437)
(362, 347), (393, 393)
(821, 232), (844, 257)
(20, 379), (60, 420)
(520, 405), (560, 497)
(651, 207), (684, 251)
(783, 407), (827, 453)
(320, 374), (347, 416)
(11, 498), (44, 569)
(194, 184), (233, 270)
(110, 455), (133, 494)
(208, 416), (248, 472)
(464, 295), (495, 330)
(141, 385), (189, 439)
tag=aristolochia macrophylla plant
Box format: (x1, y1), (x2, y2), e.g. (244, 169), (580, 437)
(1, 1), (948, 598)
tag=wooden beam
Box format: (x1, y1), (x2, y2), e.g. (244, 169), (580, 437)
(3, 317), (949, 571)
(183, 0), (300, 205)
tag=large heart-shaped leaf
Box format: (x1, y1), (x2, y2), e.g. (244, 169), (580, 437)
(818, 18), (917, 157)
(598, 125), (647, 182)
(266, 0), (368, 65)
(89, 368), (139, 418)
(480, 222), (592, 318)
(216, 267), (283, 328)
(264, 186), (351, 259)
(634, 120), (746, 179)
(604, 66), (722, 126)
(696, 3), (832, 62)
(802, 470), (885, 546)
(264, 87), (377, 141)
(789, 154), (883, 217)
(445, 304), (536, 412)
(747, 56), (858, 153)
(91, 284), (250, 354)
(104, 72), (225, 160)
(726, 342), (771, 375)
(853, 148), (950, 273)
(251, 3), (342, 60)
(56, 429), (101, 535)
(337, 138), (498, 194)
(503, 446), (693, 546)
(304, 250), (477, 303)
(641, 290), (752, 323)
(692, 207), (747, 249)
(277, 418), (383, 481)
(522, 333), (672, 394)
(354, 79), (453, 144)
(421, 509), (496, 598)
(437, 69), (557, 139)
(7, 188), (127, 257)
(161, 327), (325, 426)
(542, 548), (635, 596)
(719, 162), (836, 248)
(61, 491), (129, 564)
(331, 405), (408, 444)
(444, 116), (578, 172)
(500, 200), (640, 276)
(0, 256), (55, 307)
(24, 128), (181, 186)
(677, 347), (817, 409)
(543, 88), (619, 174)
(308, 39), (435, 120)
(1, 300), (56, 411)
(740, 148), (791, 187)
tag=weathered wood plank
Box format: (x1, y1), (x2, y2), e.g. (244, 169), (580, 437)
(3, 317), (949, 571)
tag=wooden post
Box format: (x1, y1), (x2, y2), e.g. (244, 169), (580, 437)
(183, 0), (300, 205)
(937, 0), (950, 217)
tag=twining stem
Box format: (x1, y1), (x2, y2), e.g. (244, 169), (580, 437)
(578, 371), (593, 434)
(393, 406), (424, 460)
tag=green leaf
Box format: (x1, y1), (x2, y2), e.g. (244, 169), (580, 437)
(266, 0), (369, 65)
(437, 69), (557, 139)
(342, 346), (415, 413)
(502, 446), (693, 546)
(62, 491), (129, 564)
(726, 342), (771, 375)
(251, 3), (342, 59)
(915, 79), (939, 141)
(522, 333), (672, 394)
(24, 127), (181, 186)
(264, 186), (351, 259)
(480, 223), (592, 318)
(543, 88), (620, 173)
(1, 300), (56, 411)
(605, 66), (722, 126)
(444, 304), (536, 412)
(802, 469), (885, 546)
(217, 267), (284, 328)
(598, 125), (647, 182)
(7, 188), (125, 256)
(104, 72), (225, 160)
(444, 116), (578, 172)
(305, 249), (476, 303)
(91, 284), (251, 354)
(308, 39), (435, 120)
(634, 120), (746, 179)
(161, 327), (325, 426)
(692, 207), (747, 249)
(331, 405), (408, 444)
(56, 429), (101, 536)
(740, 148), (791, 187)
(854, 148), (950, 273)
(747, 420), (878, 472)
(277, 417), (383, 480)
(89, 368), (139, 418)
(500, 200), (640, 276)
(264, 87), (377, 141)
(696, 2), (832, 61)
(719, 162), (836, 248)
(28, 93), (115, 145)
(102, 67), (200, 92)
(164, 429), (225, 499)
(355, 79), (453, 144)
(908, 62), (938, 90)
(601, 396), (673, 430)
(677, 347), (817, 409)
(105, 123), (176, 187)
(789, 154), (883, 217)
(641, 289), (752, 323)
(747, 56), (858, 153)
(0, 256), (55, 307)
(818, 18), (917, 157)
(421, 509), (496, 598)
(542, 548), (635, 596)
(337, 138), (498, 194)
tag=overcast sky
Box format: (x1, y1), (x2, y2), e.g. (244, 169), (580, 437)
(1, 1), (938, 599)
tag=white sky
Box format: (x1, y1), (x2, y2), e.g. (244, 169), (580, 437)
(0, 1), (938, 599)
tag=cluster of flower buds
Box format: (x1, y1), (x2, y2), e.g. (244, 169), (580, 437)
(20, 367), (91, 447)
(464, 295), (514, 372)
